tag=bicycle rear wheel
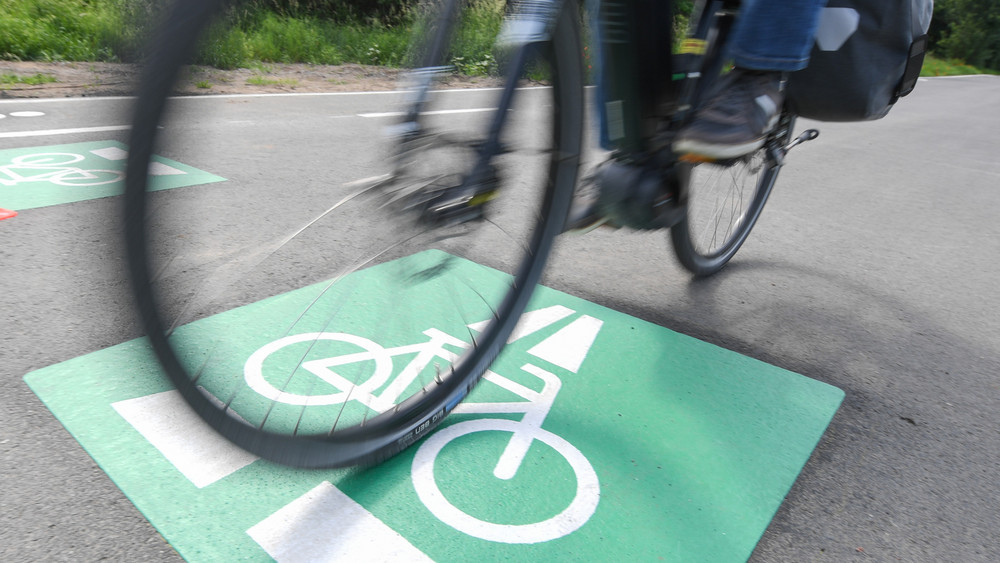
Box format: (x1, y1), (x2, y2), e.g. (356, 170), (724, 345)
(669, 113), (794, 276)
(124, 0), (583, 468)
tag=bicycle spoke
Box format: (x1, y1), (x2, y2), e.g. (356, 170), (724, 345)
(126, 0), (581, 467)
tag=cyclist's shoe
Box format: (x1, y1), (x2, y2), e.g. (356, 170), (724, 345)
(563, 171), (609, 233)
(673, 68), (786, 161)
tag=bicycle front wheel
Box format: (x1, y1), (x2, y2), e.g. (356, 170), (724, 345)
(124, 0), (583, 468)
(669, 114), (794, 276)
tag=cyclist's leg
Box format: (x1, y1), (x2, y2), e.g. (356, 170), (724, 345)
(674, 0), (826, 160)
(728, 0), (829, 73)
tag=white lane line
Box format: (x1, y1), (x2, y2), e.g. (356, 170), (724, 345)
(0, 85), (554, 104)
(358, 107), (495, 118)
(0, 95), (133, 104)
(0, 86), (547, 136)
(0, 107), (490, 137)
(923, 74), (998, 79)
(0, 125), (130, 139)
(171, 86), (547, 100)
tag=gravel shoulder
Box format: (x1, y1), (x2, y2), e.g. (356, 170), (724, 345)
(0, 61), (505, 99)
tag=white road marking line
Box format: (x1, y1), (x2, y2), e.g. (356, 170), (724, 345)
(112, 390), (259, 488)
(248, 481), (434, 562)
(358, 107), (495, 118)
(0, 86), (556, 105)
(0, 125), (130, 139)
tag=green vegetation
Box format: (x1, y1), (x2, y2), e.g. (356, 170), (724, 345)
(2, 0), (997, 77)
(929, 0), (1000, 71)
(0, 0), (151, 62)
(1, 72), (58, 85)
(198, 11), (413, 69)
(195, 0), (504, 71)
(246, 74), (300, 86)
(0, 0), (500, 72)
(921, 54), (998, 76)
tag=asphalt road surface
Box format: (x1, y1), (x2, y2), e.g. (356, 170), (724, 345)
(2, 75), (998, 561)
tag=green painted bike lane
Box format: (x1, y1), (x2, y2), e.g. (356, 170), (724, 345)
(25, 252), (844, 561)
(0, 140), (224, 211)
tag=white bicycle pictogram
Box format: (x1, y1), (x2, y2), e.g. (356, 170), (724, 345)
(244, 326), (600, 544)
(0, 152), (124, 187)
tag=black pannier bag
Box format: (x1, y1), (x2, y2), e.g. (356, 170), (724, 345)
(786, 0), (934, 121)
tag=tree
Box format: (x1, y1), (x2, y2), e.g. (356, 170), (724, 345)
(932, 0), (1000, 70)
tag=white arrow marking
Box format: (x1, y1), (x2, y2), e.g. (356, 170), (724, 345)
(90, 146), (128, 160)
(468, 304), (575, 343)
(526, 315), (603, 373)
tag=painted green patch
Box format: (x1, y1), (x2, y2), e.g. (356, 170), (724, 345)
(25, 252), (843, 562)
(0, 140), (225, 210)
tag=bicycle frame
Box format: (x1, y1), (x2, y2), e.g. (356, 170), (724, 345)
(584, 0), (735, 156)
(478, 0), (745, 231)
(398, 0), (737, 229)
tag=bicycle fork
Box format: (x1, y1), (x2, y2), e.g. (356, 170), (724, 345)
(391, 0), (565, 227)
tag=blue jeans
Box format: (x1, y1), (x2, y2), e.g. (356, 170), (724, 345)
(730, 0), (829, 72)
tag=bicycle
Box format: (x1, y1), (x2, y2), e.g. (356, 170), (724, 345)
(125, 0), (819, 468)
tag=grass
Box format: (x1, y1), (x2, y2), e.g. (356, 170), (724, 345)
(0, 73), (58, 85)
(195, 10), (415, 70)
(0, 0), (505, 75)
(920, 54), (999, 76)
(4, 0), (998, 79)
(0, 0), (148, 62)
(246, 75), (300, 87)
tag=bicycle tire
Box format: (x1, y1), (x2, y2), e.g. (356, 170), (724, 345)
(124, 0), (583, 468)
(669, 114), (795, 277)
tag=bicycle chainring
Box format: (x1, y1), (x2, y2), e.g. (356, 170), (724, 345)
(594, 160), (686, 230)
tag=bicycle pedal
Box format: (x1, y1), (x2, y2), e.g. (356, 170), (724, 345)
(419, 169), (500, 227)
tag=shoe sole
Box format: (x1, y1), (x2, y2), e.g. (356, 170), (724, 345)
(563, 215), (611, 235)
(673, 136), (767, 161)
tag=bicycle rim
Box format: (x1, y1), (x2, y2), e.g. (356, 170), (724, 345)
(670, 118), (791, 277)
(124, 0), (583, 468)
